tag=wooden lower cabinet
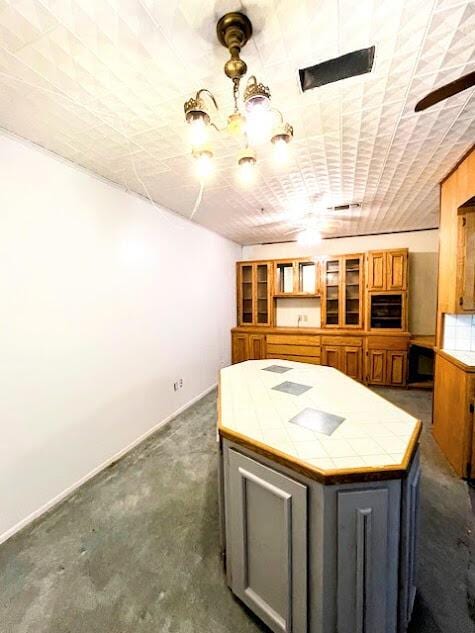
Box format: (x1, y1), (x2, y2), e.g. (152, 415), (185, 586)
(232, 332), (267, 364)
(433, 353), (475, 477)
(232, 330), (409, 386)
(342, 346), (363, 380)
(322, 337), (364, 381)
(232, 333), (249, 364)
(366, 336), (409, 387)
(387, 351), (407, 386)
(367, 349), (387, 384)
(249, 334), (266, 360)
(266, 334), (321, 365)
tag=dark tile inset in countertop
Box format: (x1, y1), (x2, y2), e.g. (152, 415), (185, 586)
(262, 365), (292, 374)
(289, 407), (345, 435)
(272, 381), (312, 396)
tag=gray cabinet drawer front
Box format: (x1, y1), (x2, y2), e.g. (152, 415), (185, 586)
(227, 449), (308, 633)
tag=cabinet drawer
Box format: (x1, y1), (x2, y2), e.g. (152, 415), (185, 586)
(267, 343), (321, 357)
(267, 334), (320, 346)
(267, 353), (320, 365)
(366, 336), (408, 350)
(322, 335), (363, 347)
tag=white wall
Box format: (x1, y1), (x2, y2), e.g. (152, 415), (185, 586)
(242, 229), (438, 259)
(243, 229), (439, 335)
(0, 133), (241, 542)
(275, 297), (321, 328)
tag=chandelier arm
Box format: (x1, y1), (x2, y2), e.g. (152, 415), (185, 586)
(196, 88), (219, 112)
(210, 122), (227, 133)
(270, 107), (284, 124)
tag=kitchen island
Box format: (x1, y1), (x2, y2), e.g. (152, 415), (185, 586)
(218, 359), (421, 633)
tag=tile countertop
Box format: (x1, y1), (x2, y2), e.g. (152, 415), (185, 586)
(441, 349), (475, 369)
(218, 359), (421, 484)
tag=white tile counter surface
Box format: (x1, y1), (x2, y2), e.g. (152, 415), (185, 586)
(441, 349), (475, 368)
(219, 359), (420, 474)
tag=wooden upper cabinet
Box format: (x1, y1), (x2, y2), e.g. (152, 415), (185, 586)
(238, 263), (254, 325)
(367, 249), (408, 291)
(456, 205), (475, 312)
(342, 255), (364, 328)
(274, 260), (295, 295)
(237, 262), (272, 326)
(367, 251), (386, 291)
(322, 254), (364, 328)
(274, 258), (320, 296)
(387, 250), (408, 291)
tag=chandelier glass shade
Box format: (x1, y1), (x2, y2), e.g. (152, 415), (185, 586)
(183, 12), (293, 183)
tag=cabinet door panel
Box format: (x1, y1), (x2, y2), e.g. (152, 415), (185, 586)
(323, 345), (341, 370)
(337, 488), (392, 633)
(343, 346), (362, 381)
(232, 334), (249, 364)
(387, 351), (407, 386)
(238, 264), (254, 325)
(368, 252), (386, 291)
(367, 350), (387, 384)
(387, 251), (407, 291)
(399, 451), (421, 631)
(255, 263), (272, 325)
(227, 449), (307, 633)
(458, 209), (475, 311)
(249, 334), (266, 360)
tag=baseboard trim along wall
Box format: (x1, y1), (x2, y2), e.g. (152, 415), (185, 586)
(0, 382), (218, 546)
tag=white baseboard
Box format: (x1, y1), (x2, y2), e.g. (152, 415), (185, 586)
(0, 383), (217, 546)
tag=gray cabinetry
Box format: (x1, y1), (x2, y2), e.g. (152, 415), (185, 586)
(222, 440), (420, 633)
(399, 453), (421, 630)
(337, 488), (396, 633)
(226, 448), (308, 633)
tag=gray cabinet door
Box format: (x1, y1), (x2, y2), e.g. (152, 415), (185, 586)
(227, 449), (307, 633)
(399, 451), (421, 631)
(337, 487), (397, 633)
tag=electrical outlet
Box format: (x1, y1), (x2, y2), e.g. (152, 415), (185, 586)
(179, 378), (183, 388)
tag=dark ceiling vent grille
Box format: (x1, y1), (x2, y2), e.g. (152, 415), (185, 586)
(299, 46), (375, 92)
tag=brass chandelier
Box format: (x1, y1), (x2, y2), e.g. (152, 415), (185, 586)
(183, 12), (293, 184)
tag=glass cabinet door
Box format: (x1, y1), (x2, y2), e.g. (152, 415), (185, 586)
(343, 257), (362, 327)
(325, 259), (340, 325)
(298, 261), (317, 294)
(240, 264), (253, 324)
(256, 263), (270, 325)
(276, 262), (294, 294)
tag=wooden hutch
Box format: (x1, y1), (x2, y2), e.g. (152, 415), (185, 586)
(232, 248), (410, 387)
(432, 146), (475, 478)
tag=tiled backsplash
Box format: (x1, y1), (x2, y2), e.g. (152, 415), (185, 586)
(443, 314), (475, 351)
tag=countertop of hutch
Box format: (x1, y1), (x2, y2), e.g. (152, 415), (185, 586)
(218, 359), (421, 484)
(232, 325), (411, 337)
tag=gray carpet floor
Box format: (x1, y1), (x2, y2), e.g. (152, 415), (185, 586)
(0, 387), (474, 633)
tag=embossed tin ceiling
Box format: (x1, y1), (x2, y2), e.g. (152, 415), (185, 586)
(0, 0), (473, 245)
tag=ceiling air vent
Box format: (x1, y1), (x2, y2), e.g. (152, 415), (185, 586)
(299, 46), (375, 92)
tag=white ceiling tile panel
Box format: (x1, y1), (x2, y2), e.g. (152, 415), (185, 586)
(0, 0), (473, 244)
